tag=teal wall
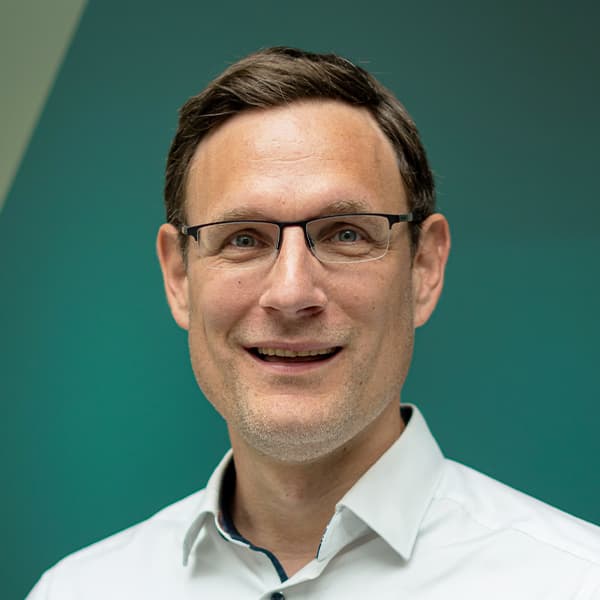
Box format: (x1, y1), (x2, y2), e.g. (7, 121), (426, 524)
(2, 2), (599, 597)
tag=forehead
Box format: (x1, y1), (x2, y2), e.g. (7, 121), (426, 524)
(185, 100), (406, 221)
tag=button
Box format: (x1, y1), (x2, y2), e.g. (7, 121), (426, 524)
(271, 593), (285, 600)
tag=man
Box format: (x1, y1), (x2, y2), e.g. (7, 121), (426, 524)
(28, 47), (600, 599)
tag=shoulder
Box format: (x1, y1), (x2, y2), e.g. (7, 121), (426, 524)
(436, 459), (600, 567)
(26, 489), (207, 600)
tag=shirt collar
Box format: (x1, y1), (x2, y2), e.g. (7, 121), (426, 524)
(182, 449), (232, 566)
(182, 404), (444, 565)
(331, 404), (445, 561)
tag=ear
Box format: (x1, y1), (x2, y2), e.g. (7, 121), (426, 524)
(412, 214), (451, 328)
(156, 223), (190, 330)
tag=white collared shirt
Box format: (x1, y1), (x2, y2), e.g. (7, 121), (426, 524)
(27, 406), (600, 599)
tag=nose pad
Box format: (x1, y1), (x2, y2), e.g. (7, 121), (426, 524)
(274, 223), (316, 256)
(304, 229), (318, 256)
(275, 225), (317, 267)
(259, 227), (327, 316)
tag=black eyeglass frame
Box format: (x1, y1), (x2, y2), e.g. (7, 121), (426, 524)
(181, 212), (415, 253)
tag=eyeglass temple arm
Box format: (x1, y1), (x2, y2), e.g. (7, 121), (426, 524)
(387, 212), (414, 226)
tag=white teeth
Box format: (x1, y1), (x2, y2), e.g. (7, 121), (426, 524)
(256, 347), (336, 358)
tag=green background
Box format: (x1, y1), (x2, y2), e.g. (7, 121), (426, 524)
(2, 1), (599, 597)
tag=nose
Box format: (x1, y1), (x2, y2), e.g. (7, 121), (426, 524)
(258, 226), (328, 318)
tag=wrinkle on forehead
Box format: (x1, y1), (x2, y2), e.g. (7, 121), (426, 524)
(241, 103), (386, 164)
(185, 100), (405, 220)
(189, 99), (395, 174)
(215, 199), (374, 223)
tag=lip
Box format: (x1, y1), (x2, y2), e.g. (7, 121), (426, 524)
(243, 341), (343, 374)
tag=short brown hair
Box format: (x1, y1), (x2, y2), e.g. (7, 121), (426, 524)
(164, 46), (435, 251)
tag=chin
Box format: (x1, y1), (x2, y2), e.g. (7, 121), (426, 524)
(232, 401), (362, 463)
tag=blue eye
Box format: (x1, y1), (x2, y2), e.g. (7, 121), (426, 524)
(231, 233), (258, 247)
(333, 229), (361, 243)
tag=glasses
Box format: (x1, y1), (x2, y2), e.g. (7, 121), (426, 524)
(181, 212), (415, 269)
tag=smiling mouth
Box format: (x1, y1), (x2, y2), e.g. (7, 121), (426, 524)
(249, 347), (341, 363)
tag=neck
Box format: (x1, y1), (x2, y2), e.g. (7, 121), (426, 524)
(226, 401), (404, 577)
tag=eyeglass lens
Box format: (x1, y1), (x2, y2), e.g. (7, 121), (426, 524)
(196, 214), (393, 269)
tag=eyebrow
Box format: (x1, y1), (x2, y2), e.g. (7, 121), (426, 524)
(213, 199), (373, 222)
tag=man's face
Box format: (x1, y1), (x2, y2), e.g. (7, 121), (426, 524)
(159, 100), (445, 463)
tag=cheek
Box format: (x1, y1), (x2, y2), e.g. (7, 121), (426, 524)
(188, 273), (254, 342)
(186, 276), (252, 409)
(334, 265), (412, 327)
(370, 271), (414, 352)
